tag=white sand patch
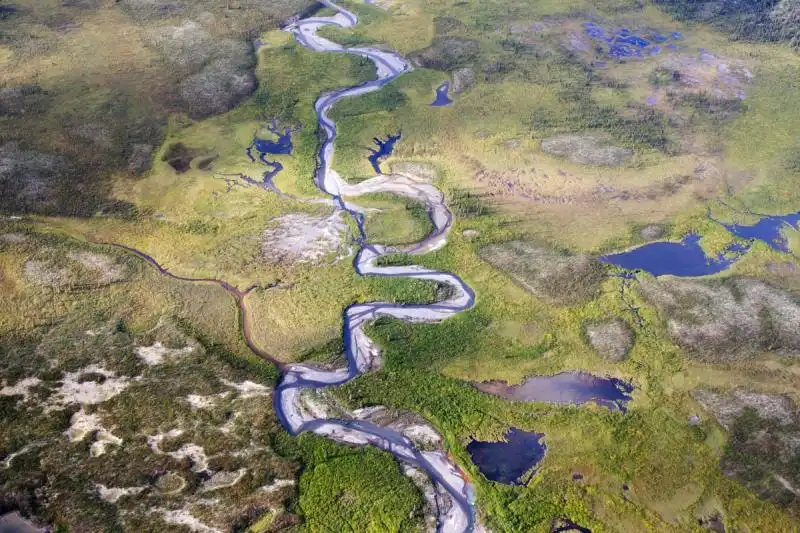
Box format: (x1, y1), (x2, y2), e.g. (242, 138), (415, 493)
(775, 474), (800, 495)
(66, 251), (129, 285)
(1, 442), (44, 470)
(298, 390), (331, 420)
(147, 430), (210, 473)
(161, 508), (222, 533)
(0, 232), (28, 243)
(0, 377), (41, 402)
(168, 444), (210, 473)
(155, 471), (187, 495)
(200, 469), (247, 493)
(46, 365), (130, 411)
(403, 466), (438, 533)
(401, 424), (441, 447)
(260, 478), (295, 494)
(135, 341), (195, 366)
(186, 394), (221, 409)
(65, 409), (123, 456)
(222, 379), (270, 399)
(352, 406), (384, 418)
(95, 484), (146, 503)
(91, 431), (123, 457)
(232, 443), (269, 458)
(65, 409), (102, 442)
(147, 429), (184, 452)
(218, 411), (240, 434)
(261, 212), (350, 265)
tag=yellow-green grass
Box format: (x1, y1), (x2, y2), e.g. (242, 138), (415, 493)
(324, 0), (435, 54)
(337, 196), (799, 527)
(353, 193), (434, 245)
(318, 0), (800, 254)
(0, 223), (258, 367)
(244, 258), (438, 361)
(33, 32), (381, 286)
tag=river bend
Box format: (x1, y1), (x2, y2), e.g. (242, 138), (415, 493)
(274, 2), (477, 531)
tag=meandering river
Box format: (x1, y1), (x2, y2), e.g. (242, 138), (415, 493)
(274, 2), (477, 531)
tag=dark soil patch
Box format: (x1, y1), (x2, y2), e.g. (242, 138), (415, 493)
(541, 134), (632, 167)
(161, 143), (203, 173)
(411, 37), (479, 71)
(479, 241), (604, 305)
(585, 319), (634, 361)
(0, 84), (46, 116)
(639, 277), (800, 361)
(433, 15), (466, 35)
(720, 405), (800, 514)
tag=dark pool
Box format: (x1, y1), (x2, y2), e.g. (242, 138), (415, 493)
(250, 122), (293, 156)
(431, 81), (453, 107)
(475, 372), (634, 412)
(367, 131), (401, 174)
(245, 122), (294, 185)
(467, 428), (546, 485)
(553, 518), (592, 533)
(600, 233), (750, 277)
(720, 211), (800, 253)
(584, 21), (682, 59)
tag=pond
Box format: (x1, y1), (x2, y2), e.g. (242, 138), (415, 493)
(600, 233), (750, 277)
(601, 211), (799, 277)
(584, 21), (682, 59)
(467, 428), (546, 485)
(367, 131), (402, 174)
(474, 372), (634, 412)
(251, 124), (293, 156)
(431, 81), (453, 107)
(720, 211), (800, 253)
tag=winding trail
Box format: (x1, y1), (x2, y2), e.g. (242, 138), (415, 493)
(275, 2), (477, 531)
(100, 242), (285, 368)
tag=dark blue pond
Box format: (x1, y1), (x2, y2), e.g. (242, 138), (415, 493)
(431, 81), (453, 107)
(367, 131), (401, 174)
(475, 372), (634, 412)
(600, 233), (750, 277)
(553, 519), (592, 533)
(245, 122), (294, 186)
(584, 21), (682, 59)
(467, 428), (546, 485)
(250, 122), (293, 156)
(720, 211), (800, 253)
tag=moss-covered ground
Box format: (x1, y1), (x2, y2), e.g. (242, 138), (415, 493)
(2, 0), (800, 530)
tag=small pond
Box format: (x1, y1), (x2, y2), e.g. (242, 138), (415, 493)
(601, 211), (799, 278)
(474, 372), (634, 412)
(720, 211), (800, 253)
(431, 81), (453, 107)
(584, 21), (682, 59)
(467, 428), (546, 485)
(367, 131), (401, 174)
(250, 124), (294, 157)
(552, 518), (592, 533)
(600, 233), (749, 277)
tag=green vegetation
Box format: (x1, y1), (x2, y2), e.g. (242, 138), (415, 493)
(356, 193), (434, 245)
(2, 0), (800, 530)
(654, 0), (800, 46)
(298, 445), (423, 532)
(0, 0), (313, 215)
(722, 408), (800, 513)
